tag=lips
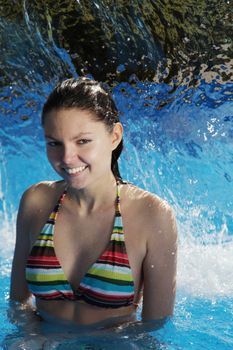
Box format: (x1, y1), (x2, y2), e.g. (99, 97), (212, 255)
(63, 166), (87, 175)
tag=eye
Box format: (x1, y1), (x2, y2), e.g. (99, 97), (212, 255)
(77, 139), (91, 145)
(46, 141), (61, 147)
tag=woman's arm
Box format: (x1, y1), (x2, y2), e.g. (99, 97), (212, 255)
(10, 181), (60, 301)
(10, 188), (35, 303)
(141, 199), (178, 321)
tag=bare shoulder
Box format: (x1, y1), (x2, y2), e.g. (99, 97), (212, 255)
(19, 180), (65, 220)
(122, 181), (171, 213)
(22, 180), (63, 201)
(122, 182), (177, 243)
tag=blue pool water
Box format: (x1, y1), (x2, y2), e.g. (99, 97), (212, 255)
(0, 1), (233, 349)
(1, 80), (232, 349)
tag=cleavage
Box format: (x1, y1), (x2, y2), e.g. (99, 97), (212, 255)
(53, 209), (115, 290)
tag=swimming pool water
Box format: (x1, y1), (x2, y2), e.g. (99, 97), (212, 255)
(1, 80), (233, 349)
(0, 1), (233, 349)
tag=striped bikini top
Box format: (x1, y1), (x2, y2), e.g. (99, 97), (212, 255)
(25, 182), (135, 308)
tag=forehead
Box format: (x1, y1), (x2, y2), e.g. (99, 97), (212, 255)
(44, 107), (98, 122)
(43, 108), (107, 136)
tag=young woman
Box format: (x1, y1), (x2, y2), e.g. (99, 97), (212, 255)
(10, 77), (177, 328)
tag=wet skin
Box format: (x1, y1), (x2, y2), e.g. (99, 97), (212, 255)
(10, 108), (177, 326)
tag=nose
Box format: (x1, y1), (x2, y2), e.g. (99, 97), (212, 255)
(62, 144), (77, 165)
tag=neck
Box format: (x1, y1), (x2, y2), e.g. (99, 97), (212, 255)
(65, 173), (118, 215)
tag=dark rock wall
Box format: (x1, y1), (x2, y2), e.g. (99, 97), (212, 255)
(0, 0), (232, 86)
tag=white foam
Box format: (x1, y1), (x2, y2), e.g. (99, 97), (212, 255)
(0, 211), (16, 257)
(177, 242), (233, 297)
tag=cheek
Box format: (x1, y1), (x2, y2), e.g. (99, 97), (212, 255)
(46, 148), (59, 163)
(91, 140), (113, 161)
(82, 145), (112, 170)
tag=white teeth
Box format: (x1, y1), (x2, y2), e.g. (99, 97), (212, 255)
(64, 166), (86, 174)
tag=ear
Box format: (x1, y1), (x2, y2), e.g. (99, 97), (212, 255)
(111, 122), (123, 150)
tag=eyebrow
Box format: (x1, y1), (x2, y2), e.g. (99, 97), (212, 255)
(45, 132), (93, 140)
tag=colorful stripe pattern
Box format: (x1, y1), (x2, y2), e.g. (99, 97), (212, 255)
(26, 183), (135, 308)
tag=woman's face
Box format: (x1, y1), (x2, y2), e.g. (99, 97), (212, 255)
(43, 108), (122, 189)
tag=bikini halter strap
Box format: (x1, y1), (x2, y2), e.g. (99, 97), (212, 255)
(55, 181), (121, 216)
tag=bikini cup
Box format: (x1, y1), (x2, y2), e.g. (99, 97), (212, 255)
(26, 181), (135, 308)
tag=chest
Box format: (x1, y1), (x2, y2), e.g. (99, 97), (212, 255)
(30, 197), (146, 297)
(53, 208), (118, 289)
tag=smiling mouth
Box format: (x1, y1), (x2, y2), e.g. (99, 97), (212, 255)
(63, 166), (87, 175)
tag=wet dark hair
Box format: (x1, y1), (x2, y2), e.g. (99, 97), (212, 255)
(42, 77), (123, 180)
